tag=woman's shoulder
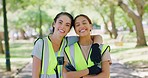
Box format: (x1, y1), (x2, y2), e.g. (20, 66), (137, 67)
(34, 38), (43, 45)
(34, 36), (49, 44)
(65, 36), (79, 46)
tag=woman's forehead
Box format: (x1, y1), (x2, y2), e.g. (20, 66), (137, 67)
(57, 15), (71, 23)
(75, 16), (88, 23)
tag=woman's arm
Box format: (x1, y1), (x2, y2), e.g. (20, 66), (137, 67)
(66, 35), (103, 46)
(91, 35), (103, 44)
(83, 61), (110, 78)
(63, 61), (89, 78)
(83, 49), (111, 78)
(32, 56), (41, 78)
(96, 61), (110, 78)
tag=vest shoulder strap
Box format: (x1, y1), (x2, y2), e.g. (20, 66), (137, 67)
(64, 46), (72, 64)
(34, 37), (45, 75)
(34, 37), (44, 45)
(101, 44), (110, 56)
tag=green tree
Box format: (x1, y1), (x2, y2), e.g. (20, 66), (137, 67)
(3, 0), (11, 71)
(17, 8), (52, 36)
(93, 1), (113, 38)
(82, 0), (118, 39)
(0, 0), (4, 54)
(0, 0), (2, 15)
(109, 2), (118, 39)
(118, 0), (147, 47)
(6, 0), (52, 38)
(123, 14), (134, 32)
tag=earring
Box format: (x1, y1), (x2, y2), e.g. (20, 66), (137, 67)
(90, 29), (92, 35)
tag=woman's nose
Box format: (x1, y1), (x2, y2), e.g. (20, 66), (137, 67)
(60, 24), (65, 29)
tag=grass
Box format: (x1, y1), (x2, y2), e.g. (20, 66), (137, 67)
(0, 40), (33, 74)
(0, 61), (27, 71)
(0, 40), (33, 58)
(104, 30), (148, 71)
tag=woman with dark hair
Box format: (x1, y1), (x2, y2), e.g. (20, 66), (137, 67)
(32, 12), (74, 78)
(63, 14), (111, 78)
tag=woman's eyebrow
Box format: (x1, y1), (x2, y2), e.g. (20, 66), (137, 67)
(58, 20), (63, 22)
(66, 22), (70, 25)
(75, 22), (79, 25)
(82, 20), (87, 22)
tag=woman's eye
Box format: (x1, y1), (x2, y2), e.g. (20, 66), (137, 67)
(83, 22), (86, 24)
(66, 24), (70, 27)
(59, 21), (62, 24)
(75, 24), (80, 27)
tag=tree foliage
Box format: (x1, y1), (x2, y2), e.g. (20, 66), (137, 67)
(118, 0), (147, 47)
(0, 0), (147, 45)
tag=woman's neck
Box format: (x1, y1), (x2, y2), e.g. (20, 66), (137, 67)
(79, 35), (93, 46)
(50, 34), (63, 44)
(49, 34), (63, 52)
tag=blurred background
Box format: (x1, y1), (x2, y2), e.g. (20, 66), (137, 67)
(0, 0), (148, 78)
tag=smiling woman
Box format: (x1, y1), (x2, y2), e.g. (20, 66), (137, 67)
(63, 14), (111, 78)
(32, 12), (74, 78)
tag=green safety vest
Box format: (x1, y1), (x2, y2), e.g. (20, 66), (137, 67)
(40, 37), (66, 78)
(65, 42), (110, 71)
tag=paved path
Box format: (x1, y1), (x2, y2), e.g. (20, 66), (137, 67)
(13, 62), (32, 78)
(110, 56), (141, 78)
(13, 55), (145, 78)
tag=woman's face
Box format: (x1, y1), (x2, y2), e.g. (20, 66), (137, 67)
(74, 16), (92, 37)
(53, 15), (71, 37)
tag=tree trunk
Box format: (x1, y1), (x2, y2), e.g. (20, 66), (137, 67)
(109, 4), (118, 39)
(124, 16), (134, 33)
(39, 5), (42, 38)
(0, 39), (4, 54)
(133, 16), (147, 47)
(126, 20), (134, 33)
(100, 13), (113, 38)
(19, 29), (26, 39)
(3, 0), (11, 71)
(118, 0), (147, 47)
(129, 26), (134, 33)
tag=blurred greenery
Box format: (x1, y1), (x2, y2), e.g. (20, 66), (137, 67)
(0, 60), (28, 73)
(0, 0), (147, 33)
(108, 31), (148, 69)
(0, 40), (33, 73)
(0, 40), (33, 58)
(0, 0), (148, 76)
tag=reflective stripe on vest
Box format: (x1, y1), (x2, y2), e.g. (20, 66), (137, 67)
(40, 37), (66, 78)
(65, 42), (109, 71)
(40, 74), (56, 78)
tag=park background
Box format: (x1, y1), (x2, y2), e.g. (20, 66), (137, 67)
(0, 0), (148, 78)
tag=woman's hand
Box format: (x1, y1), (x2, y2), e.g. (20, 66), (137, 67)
(83, 75), (93, 78)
